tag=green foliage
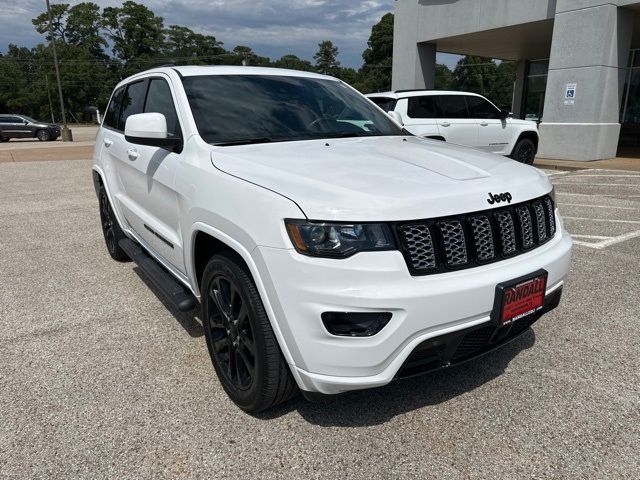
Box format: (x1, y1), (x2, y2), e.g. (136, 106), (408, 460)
(271, 55), (316, 72)
(357, 12), (393, 92)
(314, 40), (340, 76)
(102, 1), (164, 62)
(3, 6), (519, 124)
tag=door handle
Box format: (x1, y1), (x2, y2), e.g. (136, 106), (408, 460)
(440, 121), (451, 127)
(103, 138), (113, 148)
(480, 121), (489, 126)
(127, 148), (139, 160)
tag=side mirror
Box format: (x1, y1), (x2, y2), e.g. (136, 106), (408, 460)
(387, 110), (403, 126)
(124, 112), (182, 150)
(499, 109), (512, 120)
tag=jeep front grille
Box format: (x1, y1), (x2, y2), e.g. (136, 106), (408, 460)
(396, 194), (556, 275)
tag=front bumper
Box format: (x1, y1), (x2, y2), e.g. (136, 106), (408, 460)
(253, 224), (572, 395)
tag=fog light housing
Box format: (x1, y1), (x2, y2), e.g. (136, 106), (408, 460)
(321, 312), (392, 337)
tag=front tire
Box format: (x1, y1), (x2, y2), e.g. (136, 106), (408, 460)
(201, 253), (297, 412)
(36, 129), (51, 142)
(98, 184), (130, 262)
(510, 138), (536, 165)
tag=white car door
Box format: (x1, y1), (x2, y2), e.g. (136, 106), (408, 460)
(434, 94), (479, 147)
(399, 97), (440, 137)
(102, 77), (186, 273)
(466, 95), (512, 155)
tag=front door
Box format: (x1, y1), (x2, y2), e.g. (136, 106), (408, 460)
(102, 77), (185, 274)
(434, 95), (479, 148)
(466, 95), (512, 155)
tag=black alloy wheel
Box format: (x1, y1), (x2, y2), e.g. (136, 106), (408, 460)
(201, 253), (297, 412)
(511, 138), (536, 165)
(208, 274), (256, 391)
(98, 185), (130, 262)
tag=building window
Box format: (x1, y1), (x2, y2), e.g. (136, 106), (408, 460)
(620, 50), (640, 125)
(523, 60), (548, 123)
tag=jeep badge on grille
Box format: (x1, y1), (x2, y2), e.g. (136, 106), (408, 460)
(487, 192), (513, 205)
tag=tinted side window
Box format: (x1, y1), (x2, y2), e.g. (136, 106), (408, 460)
(144, 79), (180, 137)
(466, 95), (500, 119)
(369, 97), (396, 112)
(407, 96), (437, 119)
(436, 95), (469, 118)
(104, 87), (124, 130)
(0, 117), (11, 123)
(118, 80), (147, 131)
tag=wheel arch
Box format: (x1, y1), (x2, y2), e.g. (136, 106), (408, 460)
(513, 129), (539, 153)
(189, 223), (300, 373)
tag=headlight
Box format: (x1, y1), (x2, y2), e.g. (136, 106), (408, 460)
(285, 220), (396, 258)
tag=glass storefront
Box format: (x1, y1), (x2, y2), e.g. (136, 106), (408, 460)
(620, 50), (640, 125)
(522, 59), (548, 122)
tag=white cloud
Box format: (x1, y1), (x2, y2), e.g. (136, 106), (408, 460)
(0, 0), (394, 67)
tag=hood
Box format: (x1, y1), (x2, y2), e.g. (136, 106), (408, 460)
(210, 136), (552, 221)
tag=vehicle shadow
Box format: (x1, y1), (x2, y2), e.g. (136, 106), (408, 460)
(132, 266), (204, 338)
(257, 329), (536, 427)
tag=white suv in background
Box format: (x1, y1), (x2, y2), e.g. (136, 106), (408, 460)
(367, 90), (539, 164)
(93, 66), (571, 412)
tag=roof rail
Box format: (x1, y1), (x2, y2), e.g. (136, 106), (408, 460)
(394, 89), (434, 94)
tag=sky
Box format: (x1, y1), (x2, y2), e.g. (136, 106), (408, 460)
(0, 0), (460, 69)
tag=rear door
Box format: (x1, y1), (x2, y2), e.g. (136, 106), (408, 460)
(401, 96), (439, 137)
(434, 95), (479, 147)
(466, 95), (511, 155)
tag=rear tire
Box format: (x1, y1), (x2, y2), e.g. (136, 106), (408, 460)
(36, 129), (51, 142)
(201, 252), (297, 412)
(510, 138), (536, 165)
(98, 184), (130, 262)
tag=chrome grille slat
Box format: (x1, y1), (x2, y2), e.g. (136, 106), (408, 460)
(544, 197), (556, 237)
(494, 210), (517, 256)
(532, 202), (547, 242)
(437, 220), (468, 267)
(397, 194), (556, 275)
(399, 224), (437, 270)
(516, 205), (534, 249)
(469, 215), (495, 262)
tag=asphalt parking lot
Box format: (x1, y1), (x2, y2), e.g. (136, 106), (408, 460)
(1, 159), (639, 479)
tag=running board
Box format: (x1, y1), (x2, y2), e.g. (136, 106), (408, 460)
(119, 238), (196, 312)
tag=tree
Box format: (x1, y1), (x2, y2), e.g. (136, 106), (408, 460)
(66, 2), (107, 58)
(435, 64), (455, 90)
(314, 40), (340, 76)
(453, 56), (498, 98)
(271, 54), (316, 72)
(358, 12), (393, 92)
(102, 1), (164, 62)
(32, 3), (70, 43)
(164, 25), (225, 63)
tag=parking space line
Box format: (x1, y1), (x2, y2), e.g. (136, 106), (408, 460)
(558, 203), (637, 210)
(553, 183), (640, 187)
(558, 192), (640, 199)
(564, 216), (640, 224)
(573, 230), (640, 249)
(571, 235), (612, 240)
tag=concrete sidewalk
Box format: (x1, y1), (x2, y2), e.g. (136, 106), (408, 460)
(535, 156), (640, 172)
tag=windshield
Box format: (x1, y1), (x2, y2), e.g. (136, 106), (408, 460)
(182, 74), (404, 145)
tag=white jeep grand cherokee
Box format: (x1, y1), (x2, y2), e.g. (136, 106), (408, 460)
(366, 90), (540, 164)
(93, 66), (572, 412)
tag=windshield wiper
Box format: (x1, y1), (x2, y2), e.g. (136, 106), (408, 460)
(213, 137), (273, 146)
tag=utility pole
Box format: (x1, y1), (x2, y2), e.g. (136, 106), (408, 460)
(44, 73), (55, 123)
(46, 0), (72, 141)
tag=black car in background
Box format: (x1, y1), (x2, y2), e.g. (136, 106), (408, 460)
(0, 115), (61, 142)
